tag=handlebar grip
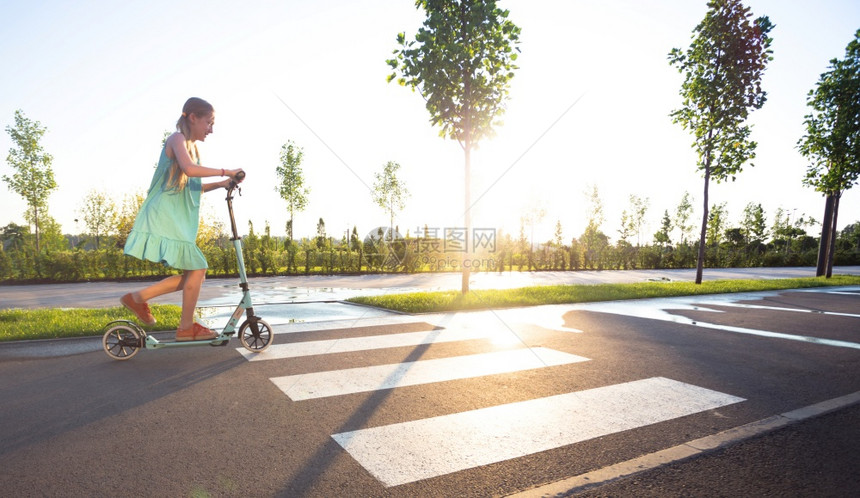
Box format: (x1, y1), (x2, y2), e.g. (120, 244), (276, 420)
(235, 170), (246, 181)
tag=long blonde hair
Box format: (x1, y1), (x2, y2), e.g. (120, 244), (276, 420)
(166, 97), (214, 191)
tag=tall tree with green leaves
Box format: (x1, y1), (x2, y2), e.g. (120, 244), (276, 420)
(371, 161), (410, 240)
(706, 202), (729, 266)
(654, 210), (673, 247)
(627, 195), (649, 247)
(3, 110), (57, 254)
(674, 191), (695, 245)
(798, 29), (860, 278)
(581, 185), (608, 270)
(387, 0), (521, 293)
(78, 189), (118, 250)
(668, 0), (773, 283)
(316, 217), (327, 251)
(741, 202), (767, 244)
(275, 140), (309, 244)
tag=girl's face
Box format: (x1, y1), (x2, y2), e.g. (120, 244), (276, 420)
(189, 112), (215, 142)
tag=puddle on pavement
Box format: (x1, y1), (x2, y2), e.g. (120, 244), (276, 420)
(196, 301), (398, 326)
(199, 286), (427, 307)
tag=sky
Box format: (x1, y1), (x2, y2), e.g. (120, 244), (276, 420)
(1, 0), (859, 247)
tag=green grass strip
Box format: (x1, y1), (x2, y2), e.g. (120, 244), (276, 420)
(346, 275), (860, 314)
(0, 305), (181, 342)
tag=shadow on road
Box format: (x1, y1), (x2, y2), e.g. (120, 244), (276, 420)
(277, 313), (456, 495)
(0, 351), (245, 458)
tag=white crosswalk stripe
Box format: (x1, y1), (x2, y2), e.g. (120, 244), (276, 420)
(237, 327), (493, 361)
(271, 347), (588, 400)
(333, 377), (745, 487)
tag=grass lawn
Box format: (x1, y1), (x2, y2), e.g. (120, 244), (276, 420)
(346, 275), (860, 313)
(1, 275), (858, 342)
(0, 305), (181, 343)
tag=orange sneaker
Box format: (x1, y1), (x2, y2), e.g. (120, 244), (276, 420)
(120, 293), (156, 325)
(176, 323), (218, 342)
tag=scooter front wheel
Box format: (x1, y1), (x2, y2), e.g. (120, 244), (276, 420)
(102, 321), (143, 360)
(239, 318), (273, 353)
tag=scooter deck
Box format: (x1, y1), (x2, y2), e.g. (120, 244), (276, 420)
(145, 335), (231, 348)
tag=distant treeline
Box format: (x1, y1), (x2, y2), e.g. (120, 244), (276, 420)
(1, 220), (858, 283)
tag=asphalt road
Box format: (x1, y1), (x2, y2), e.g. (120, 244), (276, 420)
(0, 284), (858, 496)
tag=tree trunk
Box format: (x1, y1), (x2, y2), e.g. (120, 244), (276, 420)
(389, 204), (394, 241)
(826, 194), (840, 278)
(33, 205), (41, 254)
(695, 166), (710, 285)
(462, 70), (472, 294)
(462, 135), (472, 294)
(816, 194), (835, 277)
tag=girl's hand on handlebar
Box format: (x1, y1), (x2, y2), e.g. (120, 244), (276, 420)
(227, 169), (244, 182)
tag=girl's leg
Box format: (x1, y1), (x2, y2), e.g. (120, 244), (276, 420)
(122, 274), (186, 325)
(132, 274), (185, 303)
(179, 269), (207, 330)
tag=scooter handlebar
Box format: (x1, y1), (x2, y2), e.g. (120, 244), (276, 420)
(228, 170), (246, 190)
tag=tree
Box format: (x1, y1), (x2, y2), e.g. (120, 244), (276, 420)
(627, 195), (649, 246)
(668, 0), (774, 283)
(1, 223), (29, 252)
(771, 208), (816, 256)
(674, 191), (695, 245)
(552, 219), (566, 270)
(654, 210), (673, 247)
(584, 184), (605, 232)
(741, 202), (767, 244)
(618, 210), (634, 244)
(114, 192), (145, 249)
(316, 218), (327, 250)
(78, 189), (118, 249)
(581, 185), (608, 269)
(798, 30), (860, 277)
(3, 110), (57, 254)
(706, 203), (729, 246)
(38, 215), (68, 253)
(839, 221), (860, 252)
(706, 202), (728, 265)
(275, 140), (310, 244)
(387, 0), (521, 293)
(371, 161), (410, 240)
(521, 203), (546, 254)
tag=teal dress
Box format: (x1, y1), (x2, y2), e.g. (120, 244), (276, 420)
(124, 146), (208, 270)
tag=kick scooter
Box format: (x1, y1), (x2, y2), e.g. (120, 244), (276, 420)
(102, 171), (273, 360)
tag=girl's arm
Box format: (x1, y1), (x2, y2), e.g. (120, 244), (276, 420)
(202, 179), (231, 193)
(166, 133), (241, 179)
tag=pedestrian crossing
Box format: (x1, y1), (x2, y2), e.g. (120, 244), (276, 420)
(236, 312), (747, 488)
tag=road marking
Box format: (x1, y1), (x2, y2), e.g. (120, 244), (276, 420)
(270, 347), (588, 401)
(332, 377), (744, 487)
(576, 294), (860, 350)
(706, 301), (860, 319)
(238, 327), (494, 361)
(816, 290), (860, 296)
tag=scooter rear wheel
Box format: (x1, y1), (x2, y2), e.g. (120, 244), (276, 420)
(239, 318), (273, 353)
(102, 322), (143, 360)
